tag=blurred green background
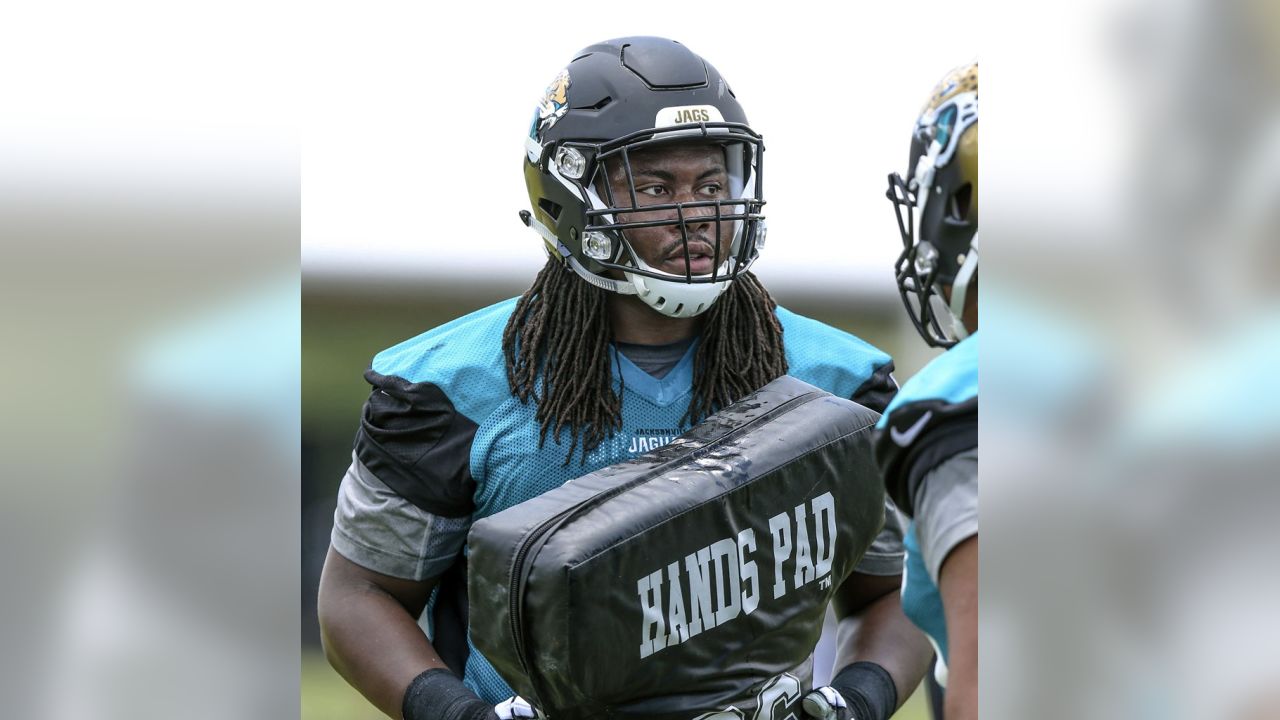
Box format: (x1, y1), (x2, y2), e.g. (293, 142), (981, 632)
(301, 275), (937, 719)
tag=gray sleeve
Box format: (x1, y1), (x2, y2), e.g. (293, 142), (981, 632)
(330, 451), (470, 581)
(851, 495), (907, 576)
(914, 447), (978, 584)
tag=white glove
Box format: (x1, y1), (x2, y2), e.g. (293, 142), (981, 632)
(801, 685), (853, 720)
(494, 695), (541, 720)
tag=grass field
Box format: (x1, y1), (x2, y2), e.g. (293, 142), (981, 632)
(302, 649), (931, 720)
(302, 650), (384, 720)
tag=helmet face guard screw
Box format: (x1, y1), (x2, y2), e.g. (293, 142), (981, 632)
(914, 242), (939, 276)
(555, 146), (587, 180)
(582, 231), (612, 260)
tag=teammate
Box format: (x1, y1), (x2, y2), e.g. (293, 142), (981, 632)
(317, 37), (929, 720)
(875, 63), (980, 720)
(803, 63), (978, 720)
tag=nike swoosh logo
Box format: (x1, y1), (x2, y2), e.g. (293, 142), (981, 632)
(890, 410), (933, 446)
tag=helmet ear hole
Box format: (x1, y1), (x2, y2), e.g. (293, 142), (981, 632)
(538, 198), (563, 221)
(948, 183), (972, 221)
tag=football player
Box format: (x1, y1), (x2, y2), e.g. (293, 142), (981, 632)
(807, 63), (979, 720)
(317, 37), (930, 720)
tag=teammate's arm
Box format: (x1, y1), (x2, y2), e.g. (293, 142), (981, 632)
(805, 572), (932, 720)
(317, 547), (447, 718)
(830, 571), (933, 714)
(910, 447), (978, 720)
(938, 535), (977, 720)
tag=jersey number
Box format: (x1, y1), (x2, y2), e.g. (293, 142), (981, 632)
(692, 673), (803, 720)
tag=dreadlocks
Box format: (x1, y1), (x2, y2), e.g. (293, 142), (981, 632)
(502, 259), (788, 463)
(502, 260), (619, 463)
(685, 269), (789, 425)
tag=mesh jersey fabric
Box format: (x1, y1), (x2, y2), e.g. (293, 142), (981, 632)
(352, 297), (897, 703)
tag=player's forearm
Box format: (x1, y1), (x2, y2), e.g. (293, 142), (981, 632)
(833, 589), (934, 710)
(939, 535), (978, 720)
(317, 550), (448, 719)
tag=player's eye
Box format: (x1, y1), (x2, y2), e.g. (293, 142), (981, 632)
(638, 185), (667, 197)
(700, 183), (724, 196)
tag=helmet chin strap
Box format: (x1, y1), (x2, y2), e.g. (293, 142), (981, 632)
(569, 255), (638, 295)
(945, 233), (979, 341)
(523, 212), (641, 295)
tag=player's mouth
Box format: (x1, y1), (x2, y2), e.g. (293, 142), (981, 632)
(661, 242), (718, 276)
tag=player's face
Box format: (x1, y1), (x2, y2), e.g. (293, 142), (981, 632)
(603, 143), (735, 277)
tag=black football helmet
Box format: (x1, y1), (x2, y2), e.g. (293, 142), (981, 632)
(886, 62), (979, 347)
(520, 37), (766, 318)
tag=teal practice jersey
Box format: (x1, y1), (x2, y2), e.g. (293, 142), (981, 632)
(351, 298), (898, 702)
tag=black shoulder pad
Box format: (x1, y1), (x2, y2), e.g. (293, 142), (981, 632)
(354, 370), (479, 518)
(851, 360), (898, 414)
(874, 397), (977, 516)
